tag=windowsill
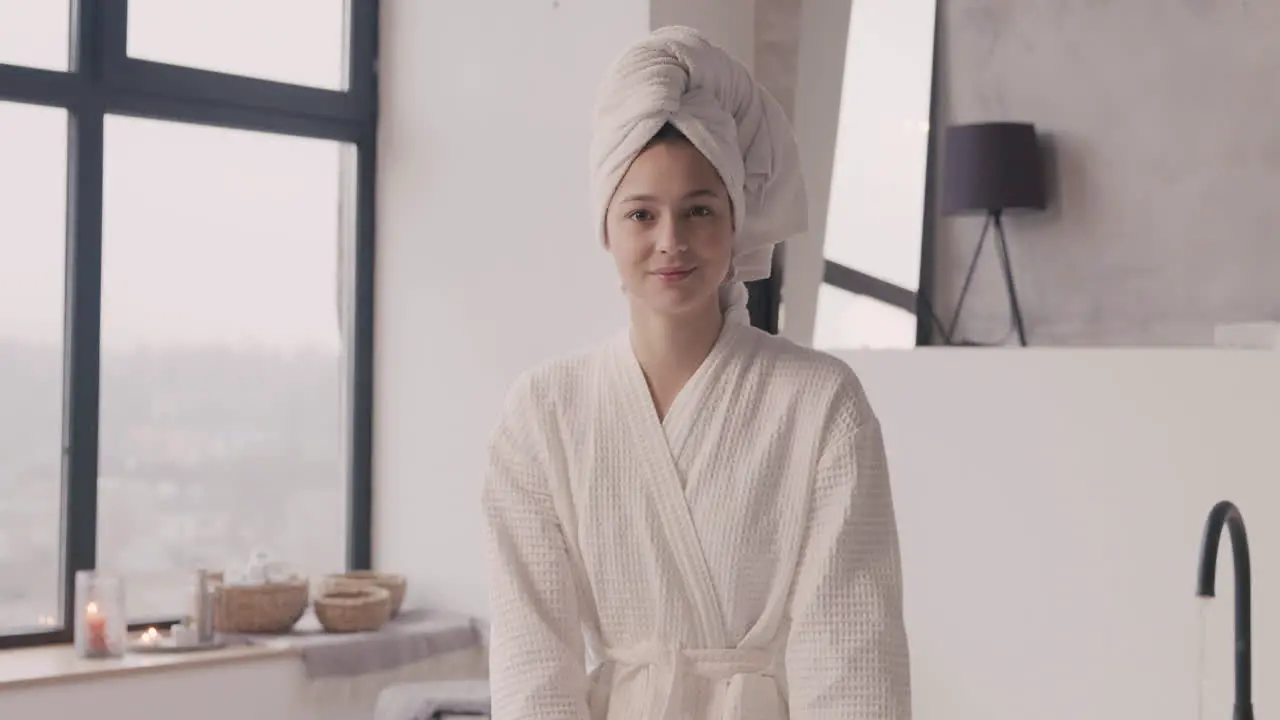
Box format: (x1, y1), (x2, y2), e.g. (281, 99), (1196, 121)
(0, 639), (299, 692)
(0, 609), (484, 694)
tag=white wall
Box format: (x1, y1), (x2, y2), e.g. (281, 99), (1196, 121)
(373, 0), (645, 617)
(373, 0), (770, 622)
(842, 348), (1279, 719)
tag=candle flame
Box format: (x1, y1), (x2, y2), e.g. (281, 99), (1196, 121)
(85, 601), (100, 615)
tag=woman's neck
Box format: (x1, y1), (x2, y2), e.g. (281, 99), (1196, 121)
(629, 298), (725, 419)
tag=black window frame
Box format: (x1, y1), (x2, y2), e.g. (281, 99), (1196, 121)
(0, 0), (379, 649)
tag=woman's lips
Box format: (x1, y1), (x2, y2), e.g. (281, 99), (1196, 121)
(653, 267), (695, 282)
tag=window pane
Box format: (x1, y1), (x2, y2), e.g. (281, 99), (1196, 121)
(0, 101), (68, 633)
(127, 0), (348, 90)
(813, 283), (918, 350)
(99, 116), (352, 619)
(823, 0), (935, 290)
(0, 0), (71, 71)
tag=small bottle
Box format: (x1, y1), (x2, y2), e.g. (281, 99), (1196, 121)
(193, 569), (216, 644)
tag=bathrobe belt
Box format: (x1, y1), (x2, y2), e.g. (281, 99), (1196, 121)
(602, 641), (781, 719)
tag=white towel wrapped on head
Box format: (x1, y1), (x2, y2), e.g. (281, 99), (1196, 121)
(589, 25), (809, 323)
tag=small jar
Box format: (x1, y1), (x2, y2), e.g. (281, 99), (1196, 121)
(169, 622), (198, 647)
(74, 571), (126, 659)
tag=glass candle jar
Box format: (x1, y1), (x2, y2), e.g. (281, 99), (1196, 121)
(74, 571), (126, 659)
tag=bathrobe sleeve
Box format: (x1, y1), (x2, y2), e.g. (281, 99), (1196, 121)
(482, 374), (591, 720)
(786, 384), (912, 719)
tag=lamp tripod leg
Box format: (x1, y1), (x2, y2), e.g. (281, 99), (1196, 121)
(992, 212), (1028, 346)
(946, 213), (992, 343)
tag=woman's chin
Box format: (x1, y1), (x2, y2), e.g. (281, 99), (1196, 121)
(632, 288), (720, 318)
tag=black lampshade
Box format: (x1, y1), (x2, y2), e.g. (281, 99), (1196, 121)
(942, 122), (1046, 215)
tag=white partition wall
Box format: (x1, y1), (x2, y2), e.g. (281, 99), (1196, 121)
(842, 348), (1279, 719)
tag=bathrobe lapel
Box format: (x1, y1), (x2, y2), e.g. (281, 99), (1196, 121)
(610, 322), (744, 648)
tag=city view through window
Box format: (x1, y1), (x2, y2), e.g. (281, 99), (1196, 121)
(0, 0), (356, 632)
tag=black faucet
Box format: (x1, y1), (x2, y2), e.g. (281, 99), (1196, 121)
(1195, 500), (1253, 720)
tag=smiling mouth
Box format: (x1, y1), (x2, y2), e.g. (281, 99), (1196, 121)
(653, 268), (696, 282)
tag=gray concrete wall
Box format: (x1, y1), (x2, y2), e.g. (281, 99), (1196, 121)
(753, 0), (802, 121)
(933, 0), (1280, 346)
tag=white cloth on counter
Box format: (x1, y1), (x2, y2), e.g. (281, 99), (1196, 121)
(223, 609), (482, 680)
(220, 549), (294, 586)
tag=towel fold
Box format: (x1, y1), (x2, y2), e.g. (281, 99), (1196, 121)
(589, 25), (808, 323)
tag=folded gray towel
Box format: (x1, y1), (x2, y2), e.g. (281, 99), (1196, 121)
(224, 609), (482, 679)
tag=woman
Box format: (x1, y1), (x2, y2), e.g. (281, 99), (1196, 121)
(483, 26), (911, 720)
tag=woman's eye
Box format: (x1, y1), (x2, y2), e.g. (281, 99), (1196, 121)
(627, 209), (654, 222)
(688, 205), (713, 218)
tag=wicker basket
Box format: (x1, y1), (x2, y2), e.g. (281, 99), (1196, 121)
(323, 571), (407, 618)
(211, 575), (310, 634)
(314, 585), (392, 633)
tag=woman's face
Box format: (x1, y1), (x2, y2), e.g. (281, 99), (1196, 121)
(604, 138), (734, 318)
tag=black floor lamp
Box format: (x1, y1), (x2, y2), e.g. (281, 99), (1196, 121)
(941, 122), (1047, 346)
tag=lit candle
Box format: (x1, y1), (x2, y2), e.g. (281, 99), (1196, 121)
(138, 626), (160, 646)
(85, 601), (108, 654)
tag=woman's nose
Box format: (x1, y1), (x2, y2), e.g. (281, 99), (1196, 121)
(654, 217), (688, 254)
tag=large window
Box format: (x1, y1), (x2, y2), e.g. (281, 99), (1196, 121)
(0, 0), (377, 645)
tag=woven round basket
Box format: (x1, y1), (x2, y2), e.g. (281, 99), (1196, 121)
(314, 584), (392, 633)
(323, 571), (407, 618)
(211, 575), (309, 634)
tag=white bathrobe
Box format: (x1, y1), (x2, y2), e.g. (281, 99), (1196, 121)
(483, 320), (912, 719)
